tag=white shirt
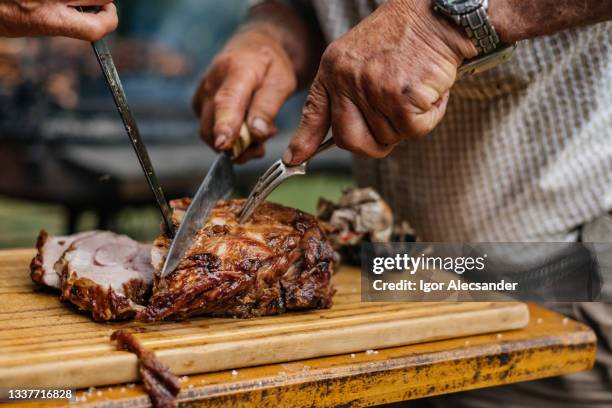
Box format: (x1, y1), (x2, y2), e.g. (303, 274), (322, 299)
(310, 0), (612, 242)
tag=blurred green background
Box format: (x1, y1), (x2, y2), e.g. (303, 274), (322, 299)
(0, 174), (353, 248)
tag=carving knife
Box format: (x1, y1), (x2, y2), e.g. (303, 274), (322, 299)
(160, 125), (251, 277)
(79, 6), (175, 235)
(90, 37), (175, 236)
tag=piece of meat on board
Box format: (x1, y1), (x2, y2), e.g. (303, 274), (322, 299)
(111, 329), (180, 408)
(54, 231), (154, 321)
(30, 230), (96, 289)
(139, 199), (336, 321)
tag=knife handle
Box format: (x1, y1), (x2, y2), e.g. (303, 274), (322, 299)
(231, 123), (253, 159)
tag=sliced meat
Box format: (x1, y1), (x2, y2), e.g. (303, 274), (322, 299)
(30, 230), (96, 289)
(56, 231), (154, 321)
(139, 199), (336, 321)
(111, 329), (180, 408)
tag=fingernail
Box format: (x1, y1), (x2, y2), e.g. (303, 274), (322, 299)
(282, 148), (293, 164)
(214, 134), (228, 149)
(252, 117), (269, 135)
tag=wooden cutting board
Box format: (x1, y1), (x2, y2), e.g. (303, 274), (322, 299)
(0, 249), (529, 389)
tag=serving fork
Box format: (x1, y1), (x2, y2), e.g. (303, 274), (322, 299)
(238, 136), (336, 223)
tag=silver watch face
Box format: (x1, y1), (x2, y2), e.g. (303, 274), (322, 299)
(436, 0), (483, 14)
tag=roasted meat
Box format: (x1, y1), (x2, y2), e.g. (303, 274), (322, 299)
(112, 330), (180, 408)
(30, 230), (154, 321)
(139, 199), (336, 321)
(58, 232), (155, 321)
(30, 230), (96, 289)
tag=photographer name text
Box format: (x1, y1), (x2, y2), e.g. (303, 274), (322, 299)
(372, 279), (518, 292)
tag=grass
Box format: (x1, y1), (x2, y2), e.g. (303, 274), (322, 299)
(0, 173), (354, 248)
(267, 172), (354, 214)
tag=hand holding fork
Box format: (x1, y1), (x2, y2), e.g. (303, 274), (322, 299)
(238, 136), (336, 223)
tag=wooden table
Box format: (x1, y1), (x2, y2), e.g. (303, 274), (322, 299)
(1, 251), (596, 408)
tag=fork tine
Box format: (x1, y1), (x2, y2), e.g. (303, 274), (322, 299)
(240, 161), (282, 208)
(256, 172), (289, 201)
(242, 172), (288, 220)
(238, 166), (282, 222)
(240, 189), (260, 218)
(240, 195), (255, 216)
(239, 164), (291, 223)
(239, 192), (265, 223)
(254, 166), (284, 195)
(243, 161), (282, 202)
(242, 166), (284, 211)
(254, 167), (307, 217)
(240, 187), (265, 217)
(253, 160), (282, 189)
(238, 200), (255, 223)
(239, 136), (336, 224)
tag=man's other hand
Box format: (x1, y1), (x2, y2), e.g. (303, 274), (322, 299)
(0, 0), (118, 41)
(282, 0), (478, 165)
(192, 29), (298, 163)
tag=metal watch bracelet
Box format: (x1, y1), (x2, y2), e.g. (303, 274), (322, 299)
(460, 0), (500, 55)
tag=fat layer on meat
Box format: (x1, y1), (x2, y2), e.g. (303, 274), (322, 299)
(30, 230), (96, 288)
(58, 231), (154, 321)
(30, 230), (155, 321)
(139, 199), (336, 321)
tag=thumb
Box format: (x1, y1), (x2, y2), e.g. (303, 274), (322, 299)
(282, 76), (330, 165)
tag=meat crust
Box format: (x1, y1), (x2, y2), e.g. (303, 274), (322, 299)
(139, 199), (336, 321)
(29, 230), (48, 286)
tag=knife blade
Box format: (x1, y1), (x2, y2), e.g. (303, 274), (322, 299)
(90, 36), (175, 236)
(160, 124), (251, 277)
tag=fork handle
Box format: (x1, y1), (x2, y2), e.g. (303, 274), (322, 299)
(314, 136), (336, 157)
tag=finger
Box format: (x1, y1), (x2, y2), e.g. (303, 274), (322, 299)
(391, 91), (450, 138)
(357, 99), (402, 146)
(199, 96), (215, 149)
(234, 143), (265, 164)
(213, 64), (264, 151)
(360, 75), (406, 145)
(191, 76), (207, 117)
(193, 67), (221, 149)
(282, 77), (331, 165)
(402, 90), (450, 138)
(61, 3), (118, 41)
(398, 82), (443, 115)
(331, 94), (395, 159)
(246, 63), (296, 141)
(192, 64), (223, 116)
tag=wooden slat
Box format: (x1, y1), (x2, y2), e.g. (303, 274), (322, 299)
(2, 305), (596, 408)
(0, 248), (528, 390)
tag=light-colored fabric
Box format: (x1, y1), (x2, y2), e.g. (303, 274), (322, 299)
(304, 2), (612, 406)
(416, 215), (612, 408)
(310, 0), (612, 242)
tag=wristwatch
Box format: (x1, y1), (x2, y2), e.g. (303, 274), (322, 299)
(433, 0), (516, 76)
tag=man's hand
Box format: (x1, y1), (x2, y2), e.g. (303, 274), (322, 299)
(0, 0), (118, 41)
(282, 0), (478, 165)
(192, 0), (324, 163)
(192, 29), (297, 163)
